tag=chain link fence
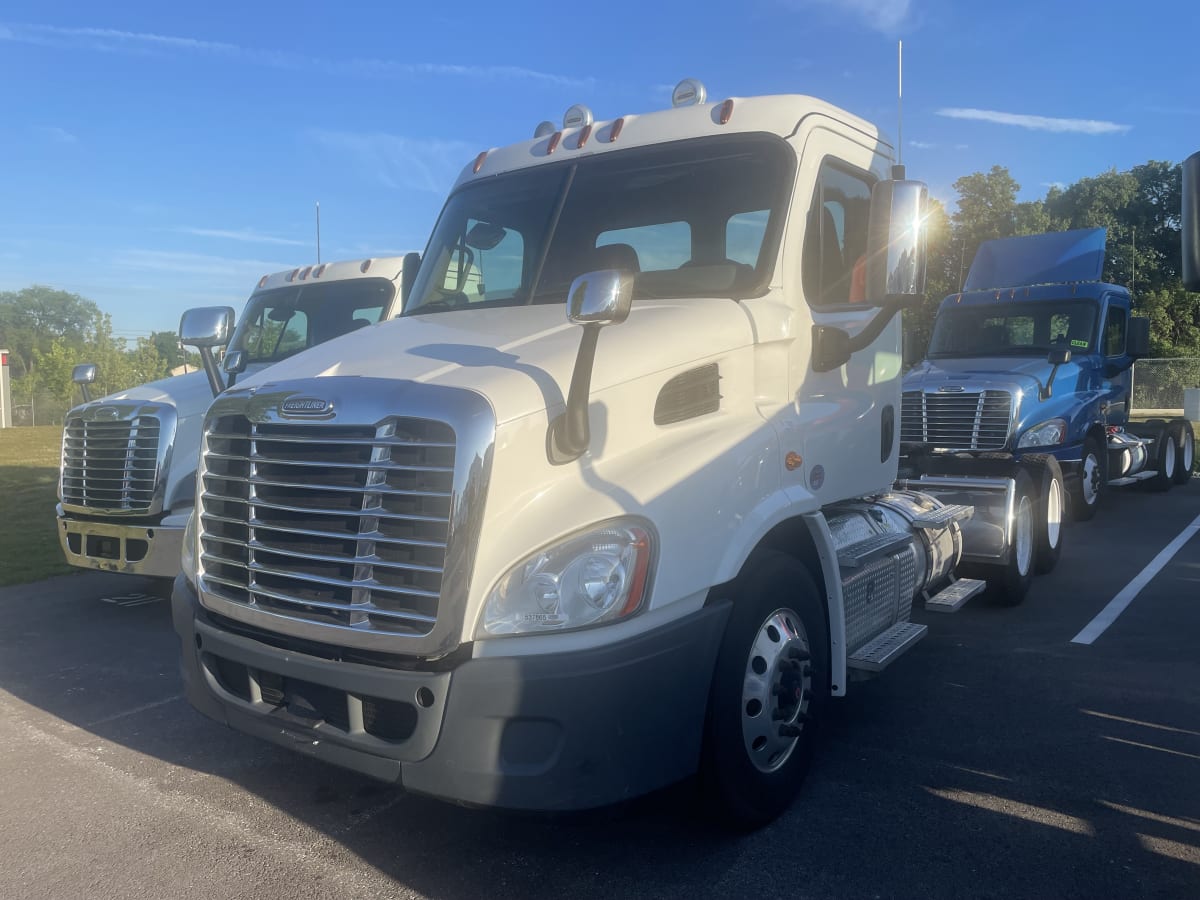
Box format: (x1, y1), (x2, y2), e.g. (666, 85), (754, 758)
(1131, 357), (1200, 417)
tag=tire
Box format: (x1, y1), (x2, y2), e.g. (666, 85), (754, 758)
(1068, 434), (1106, 521)
(700, 550), (829, 831)
(997, 469), (1037, 605)
(1022, 454), (1065, 575)
(1171, 420), (1195, 485)
(1138, 426), (1176, 493)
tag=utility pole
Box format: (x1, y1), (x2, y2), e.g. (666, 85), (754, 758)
(316, 201), (322, 264)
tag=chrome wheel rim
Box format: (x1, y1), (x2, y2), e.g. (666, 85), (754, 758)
(1015, 494), (1034, 576)
(1163, 436), (1176, 479)
(1182, 430), (1194, 475)
(741, 607), (811, 774)
(1081, 452), (1101, 506)
(1045, 476), (1062, 550)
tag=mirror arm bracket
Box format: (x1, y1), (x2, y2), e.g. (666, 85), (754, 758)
(813, 297), (913, 373)
(548, 324), (602, 464)
(197, 348), (225, 398)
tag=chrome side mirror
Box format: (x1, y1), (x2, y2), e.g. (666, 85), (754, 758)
(179, 306), (235, 397)
(72, 363), (97, 403)
(866, 178), (929, 301)
(179, 306), (235, 348)
(566, 269), (634, 326)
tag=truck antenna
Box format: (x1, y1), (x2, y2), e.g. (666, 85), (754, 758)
(316, 201), (322, 264)
(897, 40), (903, 171)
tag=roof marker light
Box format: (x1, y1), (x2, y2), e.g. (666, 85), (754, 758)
(314, 264), (326, 278)
(287, 268), (299, 282)
(257, 275), (268, 288)
(472, 150), (488, 173)
(672, 78), (707, 108)
(608, 117), (625, 143)
(577, 124), (593, 148)
(563, 104), (594, 130)
(300, 265), (313, 280)
(546, 131), (562, 154)
(718, 98), (734, 125)
(533, 120), (557, 139)
(360, 259), (372, 273)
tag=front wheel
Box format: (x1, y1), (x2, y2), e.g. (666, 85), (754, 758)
(1170, 421), (1194, 485)
(700, 550), (829, 831)
(1069, 435), (1105, 521)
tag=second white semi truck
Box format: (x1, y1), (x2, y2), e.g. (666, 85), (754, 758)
(57, 255), (417, 589)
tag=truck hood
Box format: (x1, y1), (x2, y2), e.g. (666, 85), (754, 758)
(234, 299), (755, 424)
(905, 356), (1080, 393)
(70, 362), (278, 420)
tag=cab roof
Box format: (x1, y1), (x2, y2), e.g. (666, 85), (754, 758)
(457, 94), (891, 188)
(252, 256), (408, 293)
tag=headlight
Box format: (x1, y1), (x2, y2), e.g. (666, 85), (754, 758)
(478, 519), (655, 637)
(1018, 418), (1067, 448)
(181, 508), (198, 580)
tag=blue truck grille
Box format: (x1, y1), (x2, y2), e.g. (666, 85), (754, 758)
(901, 390), (1012, 451)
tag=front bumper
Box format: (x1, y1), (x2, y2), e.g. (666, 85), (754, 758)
(57, 505), (187, 579)
(173, 576), (730, 811)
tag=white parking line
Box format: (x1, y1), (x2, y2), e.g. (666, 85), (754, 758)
(1071, 513), (1200, 645)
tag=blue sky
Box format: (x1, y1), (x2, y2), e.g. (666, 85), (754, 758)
(1, 0), (1196, 338)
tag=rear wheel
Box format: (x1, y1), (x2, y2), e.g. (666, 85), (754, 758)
(1139, 426), (1176, 492)
(1022, 455), (1065, 575)
(1171, 421), (1194, 485)
(700, 550), (829, 831)
(1069, 434), (1105, 521)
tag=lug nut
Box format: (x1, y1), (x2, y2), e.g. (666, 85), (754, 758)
(788, 647), (811, 662)
(778, 724), (804, 738)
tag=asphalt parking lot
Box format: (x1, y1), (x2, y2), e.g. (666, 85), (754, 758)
(2, 482), (1198, 900)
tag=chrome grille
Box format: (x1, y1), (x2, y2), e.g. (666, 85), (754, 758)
(61, 415), (162, 512)
(199, 416), (455, 638)
(901, 390), (1012, 451)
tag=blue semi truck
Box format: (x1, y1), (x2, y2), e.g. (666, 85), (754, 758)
(898, 227), (1195, 604)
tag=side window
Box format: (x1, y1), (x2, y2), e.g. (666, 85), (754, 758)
(802, 161), (874, 306)
(597, 222), (691, 272)
(726, 211), (769, 266)
(1104, 307), (1127, 356)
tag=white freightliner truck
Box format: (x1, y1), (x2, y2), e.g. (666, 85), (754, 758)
(57, 256), (417, 588)
(172, 84), (1070, 827)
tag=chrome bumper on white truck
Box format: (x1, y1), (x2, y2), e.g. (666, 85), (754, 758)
(56, 505), (189, 579)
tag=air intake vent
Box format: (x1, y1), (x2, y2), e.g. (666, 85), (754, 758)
(654, 364), (721, 425)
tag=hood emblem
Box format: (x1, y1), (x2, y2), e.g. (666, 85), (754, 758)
(281, 396), (332, 416)
(938, 385), (966, 393)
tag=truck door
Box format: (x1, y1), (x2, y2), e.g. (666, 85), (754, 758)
(1100, 299), (1132, 424)
(779, 124), (899, 501)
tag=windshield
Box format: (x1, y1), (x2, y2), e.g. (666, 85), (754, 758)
(404, 134), (793, 315)
(230, 278), (396, 364)
(927, 300), (1099, 359)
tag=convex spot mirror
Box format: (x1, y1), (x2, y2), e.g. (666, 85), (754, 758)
(567, 269), (634, 327)
(72, 363), (97, 385)
(866, 179), (929, 302)
(179, 306), (235, 349)
(222, 349), (247, 376)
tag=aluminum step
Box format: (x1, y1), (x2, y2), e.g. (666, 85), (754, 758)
(924, 577), (987, 613)
(912, 503), (974, 531)
(1109, 470), (1157, 487)
(847, 622), (928, 673)
(837, 531), (913, 569)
